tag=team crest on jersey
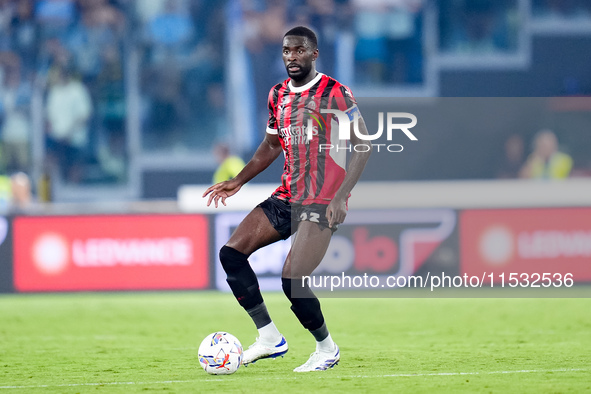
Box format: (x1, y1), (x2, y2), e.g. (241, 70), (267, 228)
(279, 96), (291, 112)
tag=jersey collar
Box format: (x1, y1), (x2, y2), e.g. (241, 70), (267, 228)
(288, 72), (323, 93)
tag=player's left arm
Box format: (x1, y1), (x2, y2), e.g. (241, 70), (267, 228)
(326, 117), (372, 228)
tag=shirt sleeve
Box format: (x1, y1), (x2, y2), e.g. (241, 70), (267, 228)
(266, 86), (279, 135)
(333, 84), (361, 121)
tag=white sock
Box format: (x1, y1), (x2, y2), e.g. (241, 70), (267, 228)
(258, 322), (282, 343)
(316, 333), (336, 353)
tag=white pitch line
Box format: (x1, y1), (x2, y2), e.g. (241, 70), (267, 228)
(343, 368), (586, 379)
(0, 368), (585, 390)
(0, 380), (206, 390)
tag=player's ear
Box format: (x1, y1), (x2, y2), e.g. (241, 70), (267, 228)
(313, 48), (319, 60)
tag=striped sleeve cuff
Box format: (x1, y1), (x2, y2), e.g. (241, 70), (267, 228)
(266, 127), (278, 135)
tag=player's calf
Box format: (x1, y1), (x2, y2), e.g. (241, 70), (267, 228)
(282, 277), (340, 371)
(282, 277), (326, 332)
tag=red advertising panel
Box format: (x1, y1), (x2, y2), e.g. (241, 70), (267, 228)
(460, 208), (591, 283)
(0, 216), (13, 293)
(14, 215), (209, 292)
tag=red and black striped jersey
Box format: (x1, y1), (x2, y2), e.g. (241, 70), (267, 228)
(266, 73), (359, 205)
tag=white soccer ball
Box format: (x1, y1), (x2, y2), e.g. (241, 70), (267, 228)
(198, 332), (243, 375)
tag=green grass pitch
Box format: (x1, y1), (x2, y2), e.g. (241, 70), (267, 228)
(1, 291), (589, 393)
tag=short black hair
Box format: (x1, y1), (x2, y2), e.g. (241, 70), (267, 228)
(283, 26), (318, 49)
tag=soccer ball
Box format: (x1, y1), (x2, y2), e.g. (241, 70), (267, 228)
(198, 332), (243, 375)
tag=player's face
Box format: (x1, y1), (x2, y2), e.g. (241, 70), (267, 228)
(282, 36), (318, 82)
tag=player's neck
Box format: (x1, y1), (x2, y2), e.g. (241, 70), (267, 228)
(291, 70), (318, 88)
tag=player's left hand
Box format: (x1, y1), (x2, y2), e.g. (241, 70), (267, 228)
(326, 197), (347, 228)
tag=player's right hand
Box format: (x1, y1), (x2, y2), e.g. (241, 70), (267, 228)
(326, 196), (347, 228)
(202, 180), (242, 208)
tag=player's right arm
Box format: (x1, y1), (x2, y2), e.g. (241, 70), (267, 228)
(203, 132), (282, 207)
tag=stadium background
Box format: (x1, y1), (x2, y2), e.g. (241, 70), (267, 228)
(0, 0), (589, 293)
(0, 1), (590, 391)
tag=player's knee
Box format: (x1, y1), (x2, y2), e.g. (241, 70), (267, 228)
(219, 245), (249, 274)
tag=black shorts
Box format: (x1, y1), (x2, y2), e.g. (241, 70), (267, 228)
(256, 196), (336, 240)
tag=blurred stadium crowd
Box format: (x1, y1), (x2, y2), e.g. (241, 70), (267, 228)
(0, 0), (590, 206)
